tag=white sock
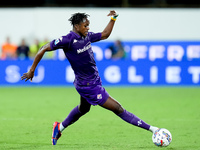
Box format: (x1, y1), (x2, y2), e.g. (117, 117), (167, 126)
(149, 126), (159, 133)
(59, 123), (65, 132)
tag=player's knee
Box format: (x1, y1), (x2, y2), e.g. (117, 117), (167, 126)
(113, 104), (124, 115)
(79, 106), (91, 115)
(82, 108), (90, 115)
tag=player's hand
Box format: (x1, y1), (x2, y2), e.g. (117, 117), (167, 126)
(107, 10), (118, 17)
(21, 70), (34, 82)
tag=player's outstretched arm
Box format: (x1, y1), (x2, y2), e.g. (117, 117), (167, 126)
(21, 42), (52, 82)
(101, 10), (118, 40)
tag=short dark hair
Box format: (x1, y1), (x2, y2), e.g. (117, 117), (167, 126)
(68, 13), (89, 26)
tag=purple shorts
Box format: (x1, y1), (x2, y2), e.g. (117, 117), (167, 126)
(75, 84), (109, 106)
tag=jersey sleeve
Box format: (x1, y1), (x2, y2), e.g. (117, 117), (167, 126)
(50, 36), (70, 50)
(89, 32), (102, 43)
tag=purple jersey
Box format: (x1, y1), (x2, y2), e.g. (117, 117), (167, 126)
(50, 31), (102, 86)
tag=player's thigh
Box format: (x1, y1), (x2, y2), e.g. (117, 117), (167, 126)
(100, 96), (124, 114)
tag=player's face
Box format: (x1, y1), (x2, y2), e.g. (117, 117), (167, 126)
(77, 18), (90, 37)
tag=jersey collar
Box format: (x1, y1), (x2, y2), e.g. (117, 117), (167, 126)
(70, 31), (81, 39)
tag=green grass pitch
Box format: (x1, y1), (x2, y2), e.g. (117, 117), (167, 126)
(0, 87), (199, 150)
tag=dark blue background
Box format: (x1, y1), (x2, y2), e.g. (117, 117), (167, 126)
(1, 41), (200, 86)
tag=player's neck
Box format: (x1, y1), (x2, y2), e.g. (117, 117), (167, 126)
(72, 29), (85, 38)
(72, 29), (79, 36)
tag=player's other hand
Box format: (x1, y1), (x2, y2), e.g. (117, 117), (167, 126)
(107, 10), (118, 17)
(21, 70), (34, 82)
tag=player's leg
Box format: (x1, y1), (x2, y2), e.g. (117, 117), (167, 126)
(61, 96), (91, 130)
(100, 96), (158, 133)
(52, 96), (91, 145)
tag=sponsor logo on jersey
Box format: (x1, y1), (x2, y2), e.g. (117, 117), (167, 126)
(73, 39), (77, 43)
(77, 42), (91, 54)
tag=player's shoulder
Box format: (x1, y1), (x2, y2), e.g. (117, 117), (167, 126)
(87, 32), (95, 36)
(57, 32), (74, 44)
(87, 32), (101, 38)
(63, 32), (73, 39)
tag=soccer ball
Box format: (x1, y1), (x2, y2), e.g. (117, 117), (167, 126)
(152, 128), (172, 147)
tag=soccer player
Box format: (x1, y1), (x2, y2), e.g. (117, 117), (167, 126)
(21, 10), (158, 145)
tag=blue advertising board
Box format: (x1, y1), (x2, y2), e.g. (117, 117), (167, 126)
(0, 41), (200, 86)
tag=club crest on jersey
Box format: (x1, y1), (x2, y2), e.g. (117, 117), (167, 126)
(97, 94), (102, 99)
